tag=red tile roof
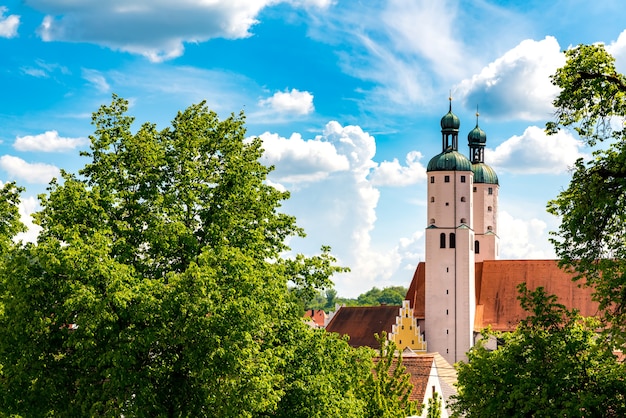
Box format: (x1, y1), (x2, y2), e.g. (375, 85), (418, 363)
(373, 355), (435, 403)
(325, 305), (401, 348)
(303, 309), (327, 327)
(406, 260), (600, 332)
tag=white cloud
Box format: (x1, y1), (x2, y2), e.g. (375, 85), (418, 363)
(498, 211), (555, 259)
(14, 195), (41, 244)
(260, 131), (349, 185)
(456, 36), (566, 121)
(0, 155), (60, 184)
(369, 150), (426, 186)
(82, 69), (110, 92)
(31, 0), (328, 62)
(264, 121), (427, 296)
(0, 6), (19, 38)
(259, 89), (314, 116)
(14, 131), (87, 152)
(487, 125), (586, 174)
(607, 29), (626, 74)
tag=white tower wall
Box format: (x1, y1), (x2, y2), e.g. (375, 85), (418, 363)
(425, 169), (475, 364)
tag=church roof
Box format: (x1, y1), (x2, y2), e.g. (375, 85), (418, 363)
(427, 150), (472, 172)
(325, 305), (400, 348)
(405, 260), (599, 332)
(472, 162), (499, 184)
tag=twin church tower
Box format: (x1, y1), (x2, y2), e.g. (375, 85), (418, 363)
(423, 99), (499, 363)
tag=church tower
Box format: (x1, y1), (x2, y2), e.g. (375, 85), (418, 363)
(424, 100), (475, 364)
(468, 112), (499, 262)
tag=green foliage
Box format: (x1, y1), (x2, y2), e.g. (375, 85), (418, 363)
(362, 332), (422, 418)
(426, 392), (442, 418)
(0, 96), (367, 416)
(305, 286), (408, 312)
(452, 283), (626, 417)
(546, 44), (626, 343)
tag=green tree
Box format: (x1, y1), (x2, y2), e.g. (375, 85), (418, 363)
(0, 96), (349, 416)
(363, 332), (422, 418)
(546, 43), (626, 343)
(452, 283), (626, 417)
(426, 392), (442, 418)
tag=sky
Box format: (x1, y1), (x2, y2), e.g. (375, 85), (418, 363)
(1, 0), (626, 297)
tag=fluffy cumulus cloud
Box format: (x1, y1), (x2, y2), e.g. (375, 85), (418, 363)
(0, 6), (19, 38)
(259, 131), (349, 184)
(369, 150), (426, 186)
(14, 130), (87, 152)
(498, 211), (555, 259)
(486, 125), (586, 174)
(456, 36), (565, 121)
(0, 155), (60, 184)
(262, 121), (427, 296)
(29, 0), (329, 62)
(258, 89), (315, 116)
(607, 29), (626, 73)
(15, 195), (42, 244)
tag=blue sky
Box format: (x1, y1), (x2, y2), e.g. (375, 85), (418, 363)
(1, 0), (625, 297)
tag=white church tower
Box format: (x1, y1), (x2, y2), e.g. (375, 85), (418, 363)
(468, 112), (499, 262)
(424, 100), (476, 365)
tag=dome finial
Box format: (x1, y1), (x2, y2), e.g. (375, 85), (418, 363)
(449, 90), (453, 112)
(475, 105), (480, 126)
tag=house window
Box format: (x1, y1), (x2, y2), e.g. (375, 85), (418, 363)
(475, 240), (480, 254)
(444, 175), (450, 183)
(461, 175), (466, 183)
(440, 233), (446, 248)
(488, 187), (493, 195)
(461, 196), (466, 202)
(430, 176), (435, 183)
(449, 233), (456, 248)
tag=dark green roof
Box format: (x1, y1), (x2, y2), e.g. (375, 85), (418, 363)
(468, 125), (486, 145)
(440, 110), (460, 131)
(472, 163), (499, 184)
(427, 150), (472, 172)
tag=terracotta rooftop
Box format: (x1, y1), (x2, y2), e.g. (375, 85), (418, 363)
(303, 309), (327, 327)
(325, 305), (400, 348)
(375, 355), (435, 402)
(406, 260), (600, 332)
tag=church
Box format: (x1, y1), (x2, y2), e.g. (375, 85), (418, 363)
(326, 100), (598, 366)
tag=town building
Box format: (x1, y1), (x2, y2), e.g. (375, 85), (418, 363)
(327, 100), (598, 366)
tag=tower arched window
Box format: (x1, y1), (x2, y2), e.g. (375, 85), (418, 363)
(431, 197), (435, 202)
(440, 233), (446, 248)
(487, 226), (493, 231)
(449, 233), (456, 248)
(488, 206), (493, 212)
(475, 240), (480, 254)
(460, 218), (467, 224)
(430, 176), (435, 183)
(430, 218), (436, 225)
(460, 196), (466, 202)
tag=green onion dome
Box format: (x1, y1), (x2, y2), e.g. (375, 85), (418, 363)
(427, 150), (472, 172)
(468, 124), (486, 145)
(440, 109), (460, 131)
(472, 163), (499, 184)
